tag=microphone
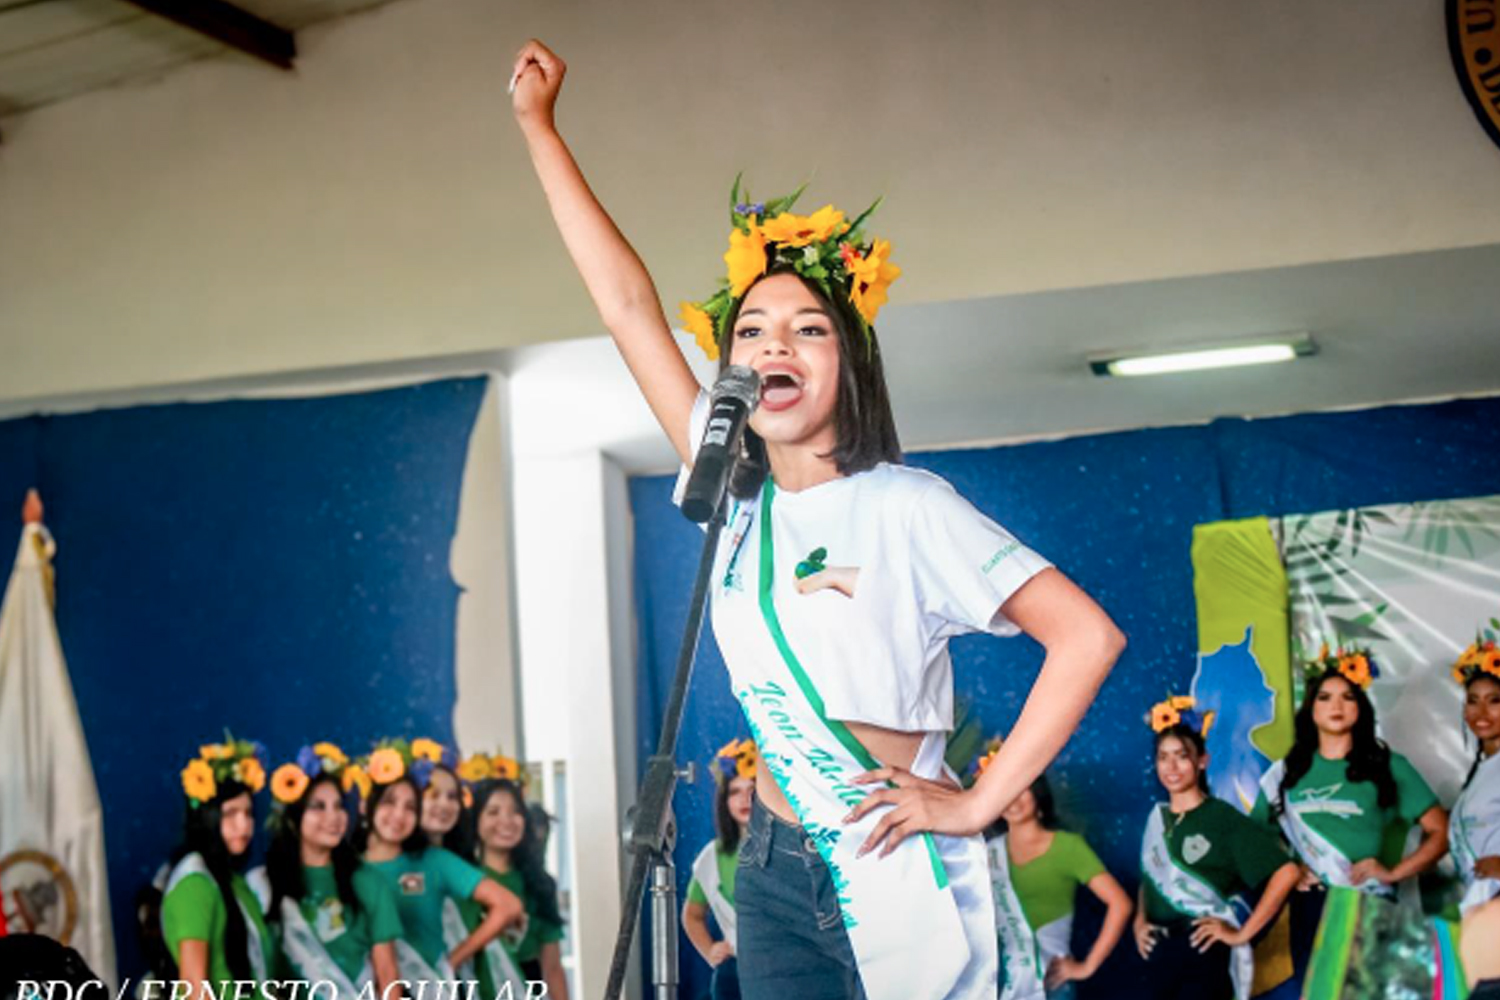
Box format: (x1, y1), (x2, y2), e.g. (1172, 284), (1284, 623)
(681, 366), (761, 523)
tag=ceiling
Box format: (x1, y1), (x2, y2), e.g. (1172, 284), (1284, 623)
(0, 0), (400, 117)
(506, 241), (1500, 474)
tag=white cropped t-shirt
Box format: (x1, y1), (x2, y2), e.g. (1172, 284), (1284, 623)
(675, 392), (1051, 732)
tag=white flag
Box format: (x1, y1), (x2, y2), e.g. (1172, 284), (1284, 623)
(0, 517), (118, 986)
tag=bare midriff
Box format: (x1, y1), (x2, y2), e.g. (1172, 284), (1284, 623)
(755, 720), (926, 824)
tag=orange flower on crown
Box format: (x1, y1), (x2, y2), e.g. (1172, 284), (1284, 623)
(182, 759), (216, 802)
(271, 764), (309, 804)
(490, 755), (521, 782)
(846, 239), (902, 325)
(760, 205), (847, 249)
(411, 739), (445, 764)
(234, 757), (267, 794)
(342, 764), (372, 800)
(367, 748), (405, 785)
(679, 302), (719, 362)
(199, 743), (234, 761)
(457, 754), (492, 783)
(1149, 701), (1183, 733)
(724, 221), (768, 298)
(312, 742), (348, 767)
(1337, 653), (1373, 689)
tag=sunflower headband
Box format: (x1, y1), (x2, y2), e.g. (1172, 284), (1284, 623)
(712, 738), (758, 781)
(1308, 643), (1379, 690)
(180, 733), (268, 808)
(456, 750), (526, 790)
(678, 177), (901, 362)
(1452, 626), (1500, 685)
(269, 741), (368, 808)
(970, 736), (1004, 779)
(1147, 695), (1216, 736)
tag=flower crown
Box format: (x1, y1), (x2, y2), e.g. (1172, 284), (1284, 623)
(180, 733), (268, 808)
(269, 741), (366, 806)
(970, 736), (1004, 779)
(1452, 622), (1500, 685)
(1308, 643), (1379, 690)
(679, 177), (900, 362)
(456, 750), (526, 790)
(1147, 695), (1216, 736)
(712, 738), (758, 781)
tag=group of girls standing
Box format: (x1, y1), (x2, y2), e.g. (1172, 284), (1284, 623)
(157, 736), (570, 1000)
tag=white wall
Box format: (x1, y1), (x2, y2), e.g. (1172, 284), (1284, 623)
(4, 0), (1500, 403)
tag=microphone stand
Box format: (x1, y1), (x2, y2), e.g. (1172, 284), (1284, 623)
(604, 494), (729, 1000)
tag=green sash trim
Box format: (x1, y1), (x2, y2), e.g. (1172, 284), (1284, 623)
(756, 479), (949, 889)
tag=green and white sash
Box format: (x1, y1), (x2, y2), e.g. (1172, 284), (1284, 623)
(1451, 751), (1500, 916)
(725, 482), (997, 1000)
(691, 841), (739, 950)
(985, 836), (1066, 1000)
(278, 896), (371, 998)
(1257, 761), (1394, 899)
(394, 938), (453, 985)
(441, 896), (530, 997)
(1141, 807), (1254, 1000)
(163, 854), (270, 983)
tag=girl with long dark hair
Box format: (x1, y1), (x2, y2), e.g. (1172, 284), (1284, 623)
(1450, 638), (1500, 997)
(161, 737), (275, 996)
(1136, 702), (1299, 1000)
(357, 741), (523, 985)
(682, 740), (757, 1000)
(977, 742), (1132, 1000)
(463, 774), (570, 1000)
(265, 743), (401, 996)
(510, 39), (1124, 1000)
(1250, 649), (1448, 898)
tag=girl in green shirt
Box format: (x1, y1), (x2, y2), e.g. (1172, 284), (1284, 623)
(265, 745), (403, 997)
(161, 738), (275, 998)
(465, 777), (571, 1000)
(682, 739), (757, 1000)
(357, 743), (524, 987)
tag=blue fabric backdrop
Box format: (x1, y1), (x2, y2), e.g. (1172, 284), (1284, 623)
(0, 377), (486, 980)
(630, 395), (1500, 1000)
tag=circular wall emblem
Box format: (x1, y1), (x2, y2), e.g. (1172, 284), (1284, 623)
(0, 849), (80, 944)
(1448, 0), (1500, 150)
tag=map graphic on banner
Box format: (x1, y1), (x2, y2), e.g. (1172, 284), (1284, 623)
(1282, 494), (1500, 802)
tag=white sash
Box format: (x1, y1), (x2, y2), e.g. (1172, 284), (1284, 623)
(1140, 807), (1254, 1000)
(278, 896), (371, 998)
(691, 841), (739, 949)
(394, 938), (455, 984)
(985, 837), (1044, 1000)
(441, 895), (530, 997)
(1451, 752), (1500, 916)
(1258, 761), (1395, 899)
(163, 854), (270, 983)
(731, 482), (997, 1000)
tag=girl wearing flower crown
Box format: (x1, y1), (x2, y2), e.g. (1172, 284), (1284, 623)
(973, 743), (1132, 1000)
(463, 774), (571, 1000)
(511, 38), (1123, 1000)
(1136, 705), (1299, 1000)
(414, 739), (469, 854)
(1249, 649), (1447, 910)
(682, 740), (758, 1000)
(161, 738), (277, 996)
(265, 745), (402, 997)
(354, 741), (525, 988)
(1450, 636), (1500, 925)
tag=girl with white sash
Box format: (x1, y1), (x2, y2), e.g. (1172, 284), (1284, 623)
(976, 749), (1131, 1000)
(356, 742), (525, 990)
(464, 773), (571, 1000)
(682, 740), (758, 1000)
(161, 737), (277, 996)
(511, 40), (1124, 1000)
(1250, 649), (1448, 910)
(1451, 642), (1500, 922)
(1135, 706), (1299, 1000)
(265, 744), (402, 997)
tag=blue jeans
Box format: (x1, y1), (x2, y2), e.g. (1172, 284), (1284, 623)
(710, 956), (741, 1000)
(736, 798), (866, 1000)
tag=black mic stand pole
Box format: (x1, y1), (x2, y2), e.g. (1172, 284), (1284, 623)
(604, 495), (729, 1000)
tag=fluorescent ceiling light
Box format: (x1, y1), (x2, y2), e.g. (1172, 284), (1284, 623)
(1090, 334), (1316, 377)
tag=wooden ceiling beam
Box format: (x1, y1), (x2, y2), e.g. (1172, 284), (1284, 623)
(120, 0), (295, 70)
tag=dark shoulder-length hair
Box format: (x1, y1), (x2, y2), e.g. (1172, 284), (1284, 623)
(720, 267), (902, 500)
(167, 779), (255, 980)
(1278, 672), (1396, 815)
(429, 764), (473, 857)
(713, 772), (752, 854)
(469, 779), (563, 928)
(356, 775), (430, 857)
(984, 772), (1063, 840)
(1154, 723), (1211, 793)
(266, 772), (363, 924)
